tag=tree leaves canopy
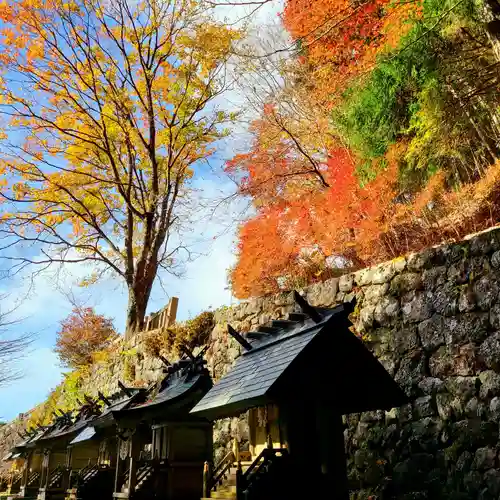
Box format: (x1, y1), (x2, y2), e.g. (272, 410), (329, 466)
(55, 306), (117, 368)
(0, 0), (240, 333)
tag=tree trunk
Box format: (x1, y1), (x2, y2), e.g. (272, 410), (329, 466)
(447, 82), (498, 164)
(125, 282), (153, 340)
(481, 0), (500, 61)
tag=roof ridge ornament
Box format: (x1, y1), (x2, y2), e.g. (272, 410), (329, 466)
(180, 344), (196, 361)
(293, 291), (322, 323)
(227, 325), (253, 351)
(158, 355), (171, 367)
(118, 380), (133, 397)
(84, 394), (94, 405)
(98, 391), (112, 407)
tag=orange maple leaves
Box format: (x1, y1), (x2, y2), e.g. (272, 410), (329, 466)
(55, 307), (118, 368)
(229, 143), (402, 298)
(282, 0), (420, 100)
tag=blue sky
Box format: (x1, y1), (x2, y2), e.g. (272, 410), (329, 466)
(0, 110), (249, 421)
(0, 196), (241, 421)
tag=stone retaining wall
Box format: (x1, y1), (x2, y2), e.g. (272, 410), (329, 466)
(5, 227), (500, 498)
(206, 227), (500, 499)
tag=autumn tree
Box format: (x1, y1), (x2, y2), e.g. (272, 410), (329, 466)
(229, 22), (341, 197)
(223, 0), (500, 300)
(228, 145), (397, 298)
(282, 0), (419, 100)
(55, 307), (117, 368)
(0, 0), (239, 337)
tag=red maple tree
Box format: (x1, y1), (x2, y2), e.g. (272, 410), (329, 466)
(229, 139), (401, 298)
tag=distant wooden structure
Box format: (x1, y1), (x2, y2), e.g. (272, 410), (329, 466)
(143, 297), (179, 333)
(124, 296), (179, 341)
(191, 292), (408, 500)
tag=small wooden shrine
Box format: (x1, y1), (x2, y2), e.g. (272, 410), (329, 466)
(8, 427), (51, 499)
(33, 400), (104, 500)
(65, 384), (146, 500)
(2, 450), (25, 496)
(5, 384), (144, 500)
(99, 349), (213, 500)
(5, 348), (213, 500)
(191, 292), (408, 500)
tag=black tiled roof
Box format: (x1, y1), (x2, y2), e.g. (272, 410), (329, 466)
(190, 307), (337, 418)
(90, 389), (146, 429)
(23, 427), (51, 448)
(191, 297), (408, 420)
(36, 399), (104, 444)
(138, 373), (204, 407)
(70, 426), (96, 445)
(11, 426), (51, 452)
(14, 386), (142, 453)
(115, 354), (212, 422)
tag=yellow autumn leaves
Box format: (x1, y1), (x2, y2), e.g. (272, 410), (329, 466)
(0, 0), (241, 332)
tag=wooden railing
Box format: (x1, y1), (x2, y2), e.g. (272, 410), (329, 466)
(237, 448), (289, 500)
(203, 450), (235, 496)
(72, 463), (99, 487)
(10, 474), (22, 492)
(83, 464), (99, 482)
(27, 470), (40, 486)
(143, 298), (178, 332)
(70, 464), (115, 500)
(135, 463), (154, 491)
(120, 466), (130, 492)
(48, 466), (64, 488)
(118, 463), (155, 495)
(69, 463), (92, 487)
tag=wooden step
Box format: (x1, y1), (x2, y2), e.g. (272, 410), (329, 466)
(201, 497), (235, 500)
(204, 489), (236, 500)
(202, 456), (260, 499)
(238, 460), (253, 466)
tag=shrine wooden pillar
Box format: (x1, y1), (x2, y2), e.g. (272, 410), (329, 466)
(44, 453), (51, 491)
(113, 439), (124, 494)
(66, 446), (73, 469)
(278, 401), (318, 497)
(126, 435), (140, 495)
(61, 446), (72, 492)
(44, 459), (50, 500)
(314, 401), (348, 500)
(21, 451), (32, 492)
(39, 450), (50, 490)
